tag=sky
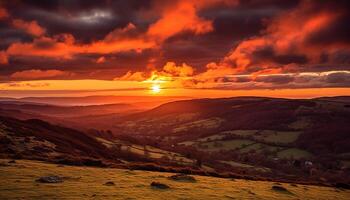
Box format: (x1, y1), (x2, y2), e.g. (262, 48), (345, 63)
(0, 0), (349, 98)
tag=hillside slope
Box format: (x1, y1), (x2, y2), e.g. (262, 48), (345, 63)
(115, 96), (350, 181)
(0, 116), (116, 162)
(1, 159), (349, 200)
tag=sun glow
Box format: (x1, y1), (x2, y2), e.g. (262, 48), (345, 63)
(151, 84), (161, 94)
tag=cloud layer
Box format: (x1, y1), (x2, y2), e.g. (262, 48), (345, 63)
(0, 0), (349, 90)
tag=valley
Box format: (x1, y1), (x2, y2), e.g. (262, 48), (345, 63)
(0, 96), (350, 189)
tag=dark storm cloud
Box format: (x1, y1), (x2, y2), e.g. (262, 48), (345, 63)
(326, 72), (350, 84)
(1, 0), (151, 42)
(254, 74), (294, 84)
(252, 47), (308, 65)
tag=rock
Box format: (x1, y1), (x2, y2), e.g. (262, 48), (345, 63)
(247, 190), (255, 195)
(334, 182), (350, 190)
(8, 160), (16, 164)
(272, 185), (288, 192)
(272, 185), (294, 195)
(104, 181), (115, 186)
(150, 182), (170, 189)
(168, 174), (196, 182)
(36, 176), (63, 183)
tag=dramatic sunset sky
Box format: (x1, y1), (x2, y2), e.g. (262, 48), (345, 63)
(0, 0), (349, 98)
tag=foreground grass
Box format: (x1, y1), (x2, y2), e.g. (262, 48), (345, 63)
(1, 159), (349, 200)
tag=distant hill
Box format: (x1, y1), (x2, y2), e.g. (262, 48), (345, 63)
(0, 102), (139, 118)
(114, 96), (350, 176)
(0, 95), (190, 107)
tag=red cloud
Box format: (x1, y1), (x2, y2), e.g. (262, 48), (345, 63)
(0, 7), (8, 19)
(96, 56), (106, 64)
(3, 1), (238, 62)
(222, 0), (349, 74)
(12, 19), (46, 37)
(0, 51), (8, 64)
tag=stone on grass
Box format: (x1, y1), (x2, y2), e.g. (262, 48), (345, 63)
(36, 176), (63, 183)
(272, 185), (293, 195)
(168, 174), (196, 182)
(335, 183), (350, 190)
(104, 181), (115, 186)
(151, 182), (170, 189)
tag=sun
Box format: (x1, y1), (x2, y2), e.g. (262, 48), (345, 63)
(151, 84), (161, 94)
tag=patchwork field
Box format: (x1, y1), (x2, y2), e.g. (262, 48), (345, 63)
(96, 137), (195, 165)
(1, 159), (349, 200)
(172, 118), (224, 133)
(178, 129), (313, 159)
(197, 139), (254, 152)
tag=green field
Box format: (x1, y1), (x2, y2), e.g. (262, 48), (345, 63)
(172, 117), (224, 133)
(276, 148), (313, 159)
(197, 139), (255, 152)
(0, 159), (348, 199)
(254, 131), (302, 144)
(96, 137), (195, 165)
(220, 160), (271, 173)
(179, 129), (302, 149)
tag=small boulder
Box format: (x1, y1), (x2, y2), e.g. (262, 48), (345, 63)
(334, 182), (350, 190)
(272, 185), (288, 191)
(272, 185), (293, 195)
(151, 182), (170, 189)
(168, 174), (196, 182)
(36, 176), (63, 183)
(104, 181), (115, 186)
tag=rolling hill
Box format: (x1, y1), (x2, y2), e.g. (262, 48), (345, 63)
(113, 96), (350, 182)
(0, 96), (349, 185)
(0, 116), (118, 164)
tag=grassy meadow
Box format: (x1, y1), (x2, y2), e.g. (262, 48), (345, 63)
(1, 159), (349, 200)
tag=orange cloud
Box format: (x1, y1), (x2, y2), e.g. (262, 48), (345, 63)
(147, 0), (237, 42)
(224, 38), (271, 72)
(116, 71), (148, 81)
(6, 35), (78, 59)
(147, 1), (212, 42)
(162, 62), (194, 77)
(3, 1), (238, 61)
(222, 0), (345, 74)
(11, 69), (73, 79)
(117, 61), (195, 82)
(12, 19), (46, 37)
(6, 28), (155, 59)
(96, 56), (106, 64)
